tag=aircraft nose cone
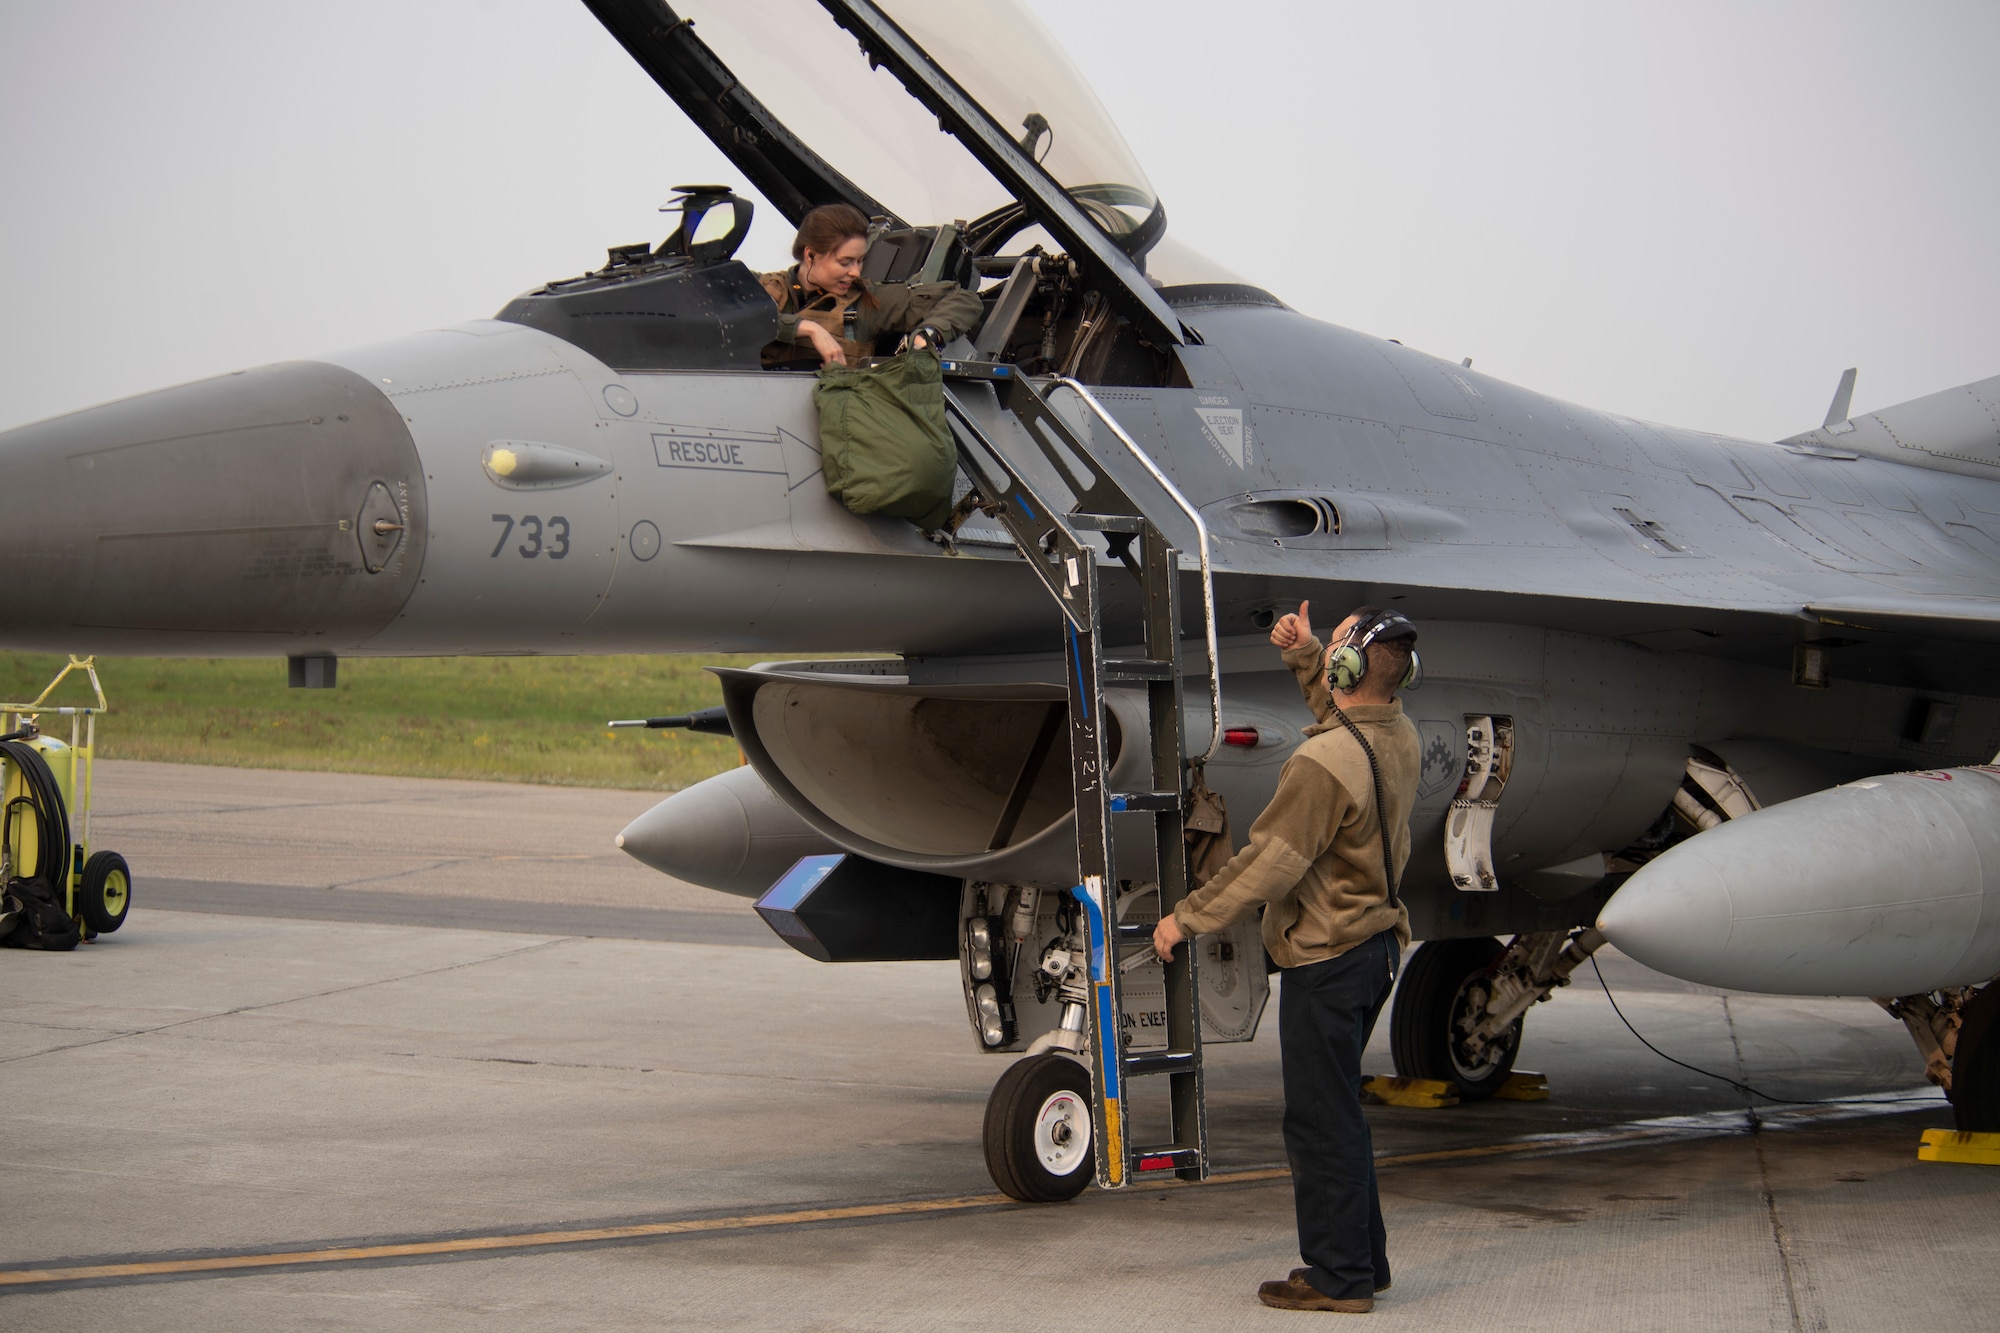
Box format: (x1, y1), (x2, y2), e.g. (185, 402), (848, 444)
(617, 765), (836, 898)
(1596, 844), (1736, 985)
(0, 361), (426, 654)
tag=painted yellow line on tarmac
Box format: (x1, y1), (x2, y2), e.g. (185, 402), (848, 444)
(0, 1099), (1932, 1290)
(0, 1133), (1664, 1288)
(0, 1194), (1013, 1288)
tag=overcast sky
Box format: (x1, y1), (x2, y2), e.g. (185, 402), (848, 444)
(3, 1), (1995, 442)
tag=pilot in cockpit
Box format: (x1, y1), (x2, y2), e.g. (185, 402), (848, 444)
(759, 204), (982, 370)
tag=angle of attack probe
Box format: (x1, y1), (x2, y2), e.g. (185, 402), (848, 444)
(607, 707), (733, 736)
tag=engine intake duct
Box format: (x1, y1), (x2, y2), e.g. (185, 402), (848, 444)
(714, 664), (1149, 886)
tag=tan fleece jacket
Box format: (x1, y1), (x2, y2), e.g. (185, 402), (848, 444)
(1173, 635), (1419, 967)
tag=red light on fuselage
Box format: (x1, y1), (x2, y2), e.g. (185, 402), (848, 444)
(1222, 728), (1259, 747)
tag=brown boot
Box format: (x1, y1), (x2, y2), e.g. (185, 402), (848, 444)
(1291, 1267), (1389, 1296)
(1257, 1273), (1373, 1313)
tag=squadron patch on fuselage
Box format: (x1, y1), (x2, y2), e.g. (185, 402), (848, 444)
(1417, 720), (1461, 801)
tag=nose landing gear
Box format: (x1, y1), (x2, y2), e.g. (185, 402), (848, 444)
(982, 1053), (1093, 1202)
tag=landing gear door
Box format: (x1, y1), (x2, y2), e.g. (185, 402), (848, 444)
(962, 881), (1267, 1054)
(1115, 885), (1269, 1046)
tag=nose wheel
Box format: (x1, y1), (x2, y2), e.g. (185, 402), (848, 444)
(983, 1053), (1093, 1202)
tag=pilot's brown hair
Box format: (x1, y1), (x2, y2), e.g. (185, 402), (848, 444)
(791, 204), (879, 309)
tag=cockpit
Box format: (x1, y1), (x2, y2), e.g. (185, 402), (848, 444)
(497, 0), (1267, 388)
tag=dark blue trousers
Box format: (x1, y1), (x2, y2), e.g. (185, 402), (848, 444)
(1279, 930), (1397, 1301)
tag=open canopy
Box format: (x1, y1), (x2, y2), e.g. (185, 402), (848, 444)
(675, 0), (1160, 242)
(586, 0), (1192, 346)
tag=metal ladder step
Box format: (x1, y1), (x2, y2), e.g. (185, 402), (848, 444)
(940, 369), (1213, 1191)
(1101, 658), (1174, 681)
(1131, 1146), (1204, 1174)
(1124, 1050), (1198, 1077)
(1108, 791), (1180, 812)
(1068, 512), (1145, 533)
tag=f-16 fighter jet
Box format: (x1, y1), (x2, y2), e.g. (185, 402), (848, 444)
(2, 2), (1995, 1199)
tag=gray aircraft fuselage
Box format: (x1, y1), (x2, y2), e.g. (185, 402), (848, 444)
(5, 0), (1999, 999)
(4, 273), (1998, 946)
(11, 297), (1999, 676)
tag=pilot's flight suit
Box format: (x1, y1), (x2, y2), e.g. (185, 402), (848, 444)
(759, 267), (983, 369)
(1173, 633), (1419, 1305)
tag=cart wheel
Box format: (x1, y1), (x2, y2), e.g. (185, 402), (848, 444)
(982, 1053), (1094, 1203)
(78, 851), (131, 934)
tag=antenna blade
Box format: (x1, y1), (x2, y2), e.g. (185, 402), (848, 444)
(1823, 367), (1858, 428)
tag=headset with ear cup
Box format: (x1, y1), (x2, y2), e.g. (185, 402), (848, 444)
(1328, 608), (1422, 693)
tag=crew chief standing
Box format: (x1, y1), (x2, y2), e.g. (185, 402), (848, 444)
(1153, 601), (1421, 1314)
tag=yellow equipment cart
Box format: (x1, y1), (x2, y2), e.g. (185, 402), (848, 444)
(1, 657), (129, 950)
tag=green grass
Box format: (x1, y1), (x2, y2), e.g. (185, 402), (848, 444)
(0, 652), (799, 791)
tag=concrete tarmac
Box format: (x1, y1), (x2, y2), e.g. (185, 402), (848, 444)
(2, 761), (1994, 1330)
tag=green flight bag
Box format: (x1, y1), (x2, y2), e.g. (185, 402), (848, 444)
(813, 349), (958, 531)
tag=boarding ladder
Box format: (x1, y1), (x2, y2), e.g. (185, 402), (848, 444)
(940, 360), (1222, 1190)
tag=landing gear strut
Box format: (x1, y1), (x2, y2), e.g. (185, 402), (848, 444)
(1877, 982), (2000, 1132)
(1390, 929), (1606, 1100)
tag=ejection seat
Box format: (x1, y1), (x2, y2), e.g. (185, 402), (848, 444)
(861, 219), (1053, 364)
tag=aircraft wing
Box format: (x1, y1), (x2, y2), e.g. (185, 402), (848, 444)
(1807, 595), (2000, 645)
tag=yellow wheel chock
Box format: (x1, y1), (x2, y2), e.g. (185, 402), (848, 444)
(1917, 1129), (2000, 1165)
(1362, 1070), (1549, 1108)
(1493, 1070), (1551, 1101)
(1362, 1076), (1460, 1108)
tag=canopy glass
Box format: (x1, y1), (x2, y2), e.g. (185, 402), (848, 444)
(674, 0), (1160, 240)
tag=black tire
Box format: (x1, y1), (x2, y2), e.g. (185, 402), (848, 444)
(982, 1054), (1093, 1202)
(1951, 983), (2000, 1133)
(1390, 937), (1520, 1101)
(78, 850), (131, 934)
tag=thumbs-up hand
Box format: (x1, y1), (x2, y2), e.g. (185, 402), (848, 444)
(1269, 599), (1312, 650)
